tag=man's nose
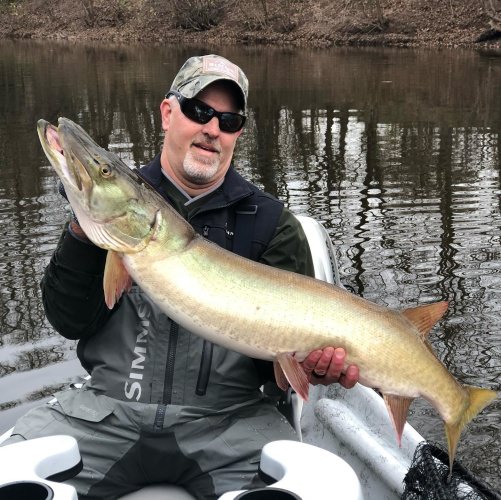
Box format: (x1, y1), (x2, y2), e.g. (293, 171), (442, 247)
(201, 116), (220, 136)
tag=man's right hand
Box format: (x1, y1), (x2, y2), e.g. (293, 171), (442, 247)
(301, 347), (359, 389)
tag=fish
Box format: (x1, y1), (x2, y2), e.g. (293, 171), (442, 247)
(38, 117), (497, 475)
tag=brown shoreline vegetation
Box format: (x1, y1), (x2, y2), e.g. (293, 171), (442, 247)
(0, 0), (501, 49)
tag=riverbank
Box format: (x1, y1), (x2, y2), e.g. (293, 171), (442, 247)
(1, 0), (500, 49)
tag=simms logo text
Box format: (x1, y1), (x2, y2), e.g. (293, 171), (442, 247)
(124, 303), (150, 401)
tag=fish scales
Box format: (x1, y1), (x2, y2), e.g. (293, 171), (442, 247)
(125, 206), (462, 410)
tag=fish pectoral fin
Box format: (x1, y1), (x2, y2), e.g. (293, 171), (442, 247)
(444, 385), (497, 478)
(401, 301), (448, 339)
(103, 250), (132, 309)
(273, 359), (290, 392)
(383, 393), (414, 446)
(275, 353), (310, 401)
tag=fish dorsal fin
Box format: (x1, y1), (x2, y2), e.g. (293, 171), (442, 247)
(401, 301), (448, 339)
(275, 353), (310, 401)
(383, 393), (414, 446)
(103, 250), (132, 309)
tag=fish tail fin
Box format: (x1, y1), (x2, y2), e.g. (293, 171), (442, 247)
(444, 385), (497, 478)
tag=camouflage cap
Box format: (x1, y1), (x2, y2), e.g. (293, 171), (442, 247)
(169, 54), (248, 112)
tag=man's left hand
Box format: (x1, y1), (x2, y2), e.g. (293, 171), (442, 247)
(301, 347), (359, 389)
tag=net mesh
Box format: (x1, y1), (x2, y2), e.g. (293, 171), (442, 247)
(402, 442), (501, 500)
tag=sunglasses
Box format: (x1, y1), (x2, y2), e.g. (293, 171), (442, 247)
(167, 90), (246, 134)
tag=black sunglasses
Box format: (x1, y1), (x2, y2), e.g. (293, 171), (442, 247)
(166, 90), (246, 134)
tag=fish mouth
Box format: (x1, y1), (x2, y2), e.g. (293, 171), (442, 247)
(45, 122), (64, 155)
(37, 119), (86, 192)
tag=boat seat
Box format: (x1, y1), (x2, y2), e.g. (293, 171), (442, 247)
(221, 440), (363, 500)
(0, 435), (81, 499)
(0, 437), (363, 500)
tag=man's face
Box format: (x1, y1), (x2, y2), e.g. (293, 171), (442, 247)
(160, 82), (244, 195)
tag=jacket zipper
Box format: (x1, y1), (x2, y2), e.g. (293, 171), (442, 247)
(186, 196), (253, 398)
(162, 321), (179, 404)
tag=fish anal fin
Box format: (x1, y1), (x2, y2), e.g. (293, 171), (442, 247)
(103, 250), (131, 309)
(383, 393), (414, 446)
(275, 353), (309, 401)
(402, 301), (448, 339)
(444, 385), (497, 478)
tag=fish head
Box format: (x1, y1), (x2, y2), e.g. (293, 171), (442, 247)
(38, 117), (159, 253)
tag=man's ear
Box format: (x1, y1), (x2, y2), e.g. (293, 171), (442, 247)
(160, 99), (172, 131)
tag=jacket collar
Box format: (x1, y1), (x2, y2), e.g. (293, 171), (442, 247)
(138, 154), (253, 209)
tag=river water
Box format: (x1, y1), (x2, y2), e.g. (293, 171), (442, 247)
(0, 40), (500, 491)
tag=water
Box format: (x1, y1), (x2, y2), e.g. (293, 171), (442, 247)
(0, 40), (500, 490)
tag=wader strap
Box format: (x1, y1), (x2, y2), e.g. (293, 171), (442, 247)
(232, 205), (258, 259)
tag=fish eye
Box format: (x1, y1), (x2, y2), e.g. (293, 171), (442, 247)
(100, 165), (112, 177)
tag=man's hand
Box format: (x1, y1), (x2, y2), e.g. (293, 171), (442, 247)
(300, 347), (359, 388)
(69, 220), (89, 240)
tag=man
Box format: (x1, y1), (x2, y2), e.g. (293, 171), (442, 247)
(5, 55), (359, 499)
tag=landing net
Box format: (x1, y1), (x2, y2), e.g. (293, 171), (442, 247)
(402, 442), (501, 500)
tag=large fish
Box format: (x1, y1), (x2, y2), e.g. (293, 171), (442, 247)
(38, 117), (497, 474)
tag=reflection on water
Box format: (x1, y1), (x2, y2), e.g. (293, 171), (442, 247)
(0, 40), (500, 488)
